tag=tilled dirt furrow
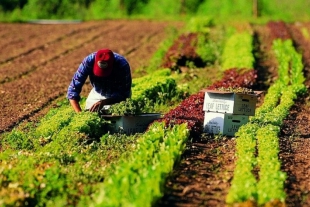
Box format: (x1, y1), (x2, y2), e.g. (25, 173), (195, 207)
(0, 23), (42, 39)
(124, 26), (180, 73)
(0, 20), (182, 132)
(0, 21), (104, 63)
(157, 138), (235, 207)
(0, 22), (124, 84)
(252, 24), (279, 89)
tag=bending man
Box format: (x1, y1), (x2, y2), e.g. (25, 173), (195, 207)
(67, 48), (132, 113)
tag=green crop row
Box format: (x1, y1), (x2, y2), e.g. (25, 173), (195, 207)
(225, 123), (259, 203)
(0, 112), (109, 206)
(256, 125), (286, 205)
(226, 39), (307, 206)
(92, 122), (189, 207)
(132, 69), (183, 103)
(221, 31), (255, 71)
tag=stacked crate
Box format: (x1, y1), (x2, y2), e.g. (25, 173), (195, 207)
(202, 90), (259, 136)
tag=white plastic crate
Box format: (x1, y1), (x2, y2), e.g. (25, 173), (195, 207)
(202, 90), (259, 116)
(203, 111), (249, 136)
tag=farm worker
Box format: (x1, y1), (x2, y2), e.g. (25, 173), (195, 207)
(67, 48), (132, 113)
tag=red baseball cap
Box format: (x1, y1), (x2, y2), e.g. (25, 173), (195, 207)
(93, 49), (115, 77)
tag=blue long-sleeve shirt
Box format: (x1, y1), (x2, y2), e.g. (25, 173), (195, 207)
(67, 52), (132, 102)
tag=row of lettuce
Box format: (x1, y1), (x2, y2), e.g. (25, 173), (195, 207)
(226, 39), (307, 205)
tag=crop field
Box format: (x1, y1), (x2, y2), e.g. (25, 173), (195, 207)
(0, 19), (309, 207)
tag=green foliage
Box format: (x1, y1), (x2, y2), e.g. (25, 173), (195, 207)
(34, 104), (75, 139)
(139, 0), (181, 18)
(2, 0), (310, 21)
(182, 0), (204, 15)
(122, 0), (149, 15)
(272, 39), (292, 85)
(108, 98), (154, 115)
(56, 111), (105, 140)
(1, 129), (34, 150)
(86, 0), (125, 20)
(93, 122), (189, 207)
(0, 0), (27, 11)
(132, 69), (186, 104)
(272, 39), (305, 85)
(196, 0), (252, 18)
(301, 27), (310, 40)
(252, 82), (283, 122)
(196, 29), (225, 65)
(184, 17), (225, 66)
(221, 32), (254, 70)
(256, 125), (286, 204)
(196, 34), (216, 64)
(226, 123), (259, 203)
(21, 0), (88, 19)
(260, 0), (310, 21)
(186, 16), (214, 33)
(109, 69), (187, 115)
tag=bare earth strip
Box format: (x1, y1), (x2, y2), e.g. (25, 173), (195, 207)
(0, 21), (105, 62)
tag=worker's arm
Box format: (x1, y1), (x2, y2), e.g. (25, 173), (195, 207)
(69, 99), (82, 113)
(67, 53), (95, 112)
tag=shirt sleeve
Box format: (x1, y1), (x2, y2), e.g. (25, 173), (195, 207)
(67, 53), (95, 101)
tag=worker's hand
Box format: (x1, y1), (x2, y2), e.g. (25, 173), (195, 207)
(69, 99), (82, 113)
(89, 100), (104, 112)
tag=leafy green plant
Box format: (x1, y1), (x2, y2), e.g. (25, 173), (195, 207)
(108, 98), (154, 115)
(92, 122), (189, 207)
(221, 32), (254, 70)
(226, 123), (259, 204)
(1, 129), (34, 150)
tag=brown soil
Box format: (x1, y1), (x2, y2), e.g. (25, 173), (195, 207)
(0, 20), (309, 207)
